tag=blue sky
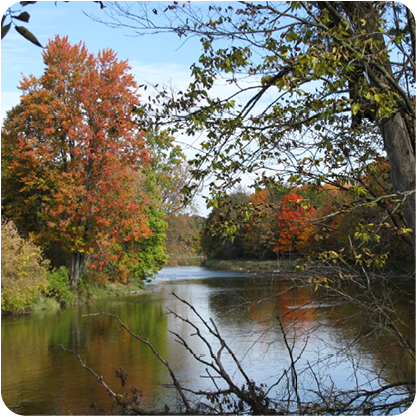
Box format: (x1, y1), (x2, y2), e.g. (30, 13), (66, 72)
(1, 1), (204, 121)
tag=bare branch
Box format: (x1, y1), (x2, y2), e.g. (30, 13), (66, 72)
(81, 310), (193, 412)
(58, 344), (120, 401)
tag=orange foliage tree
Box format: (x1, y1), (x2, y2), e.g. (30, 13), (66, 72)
(274, 193), (316, 255)
(2, 35), (152, 286)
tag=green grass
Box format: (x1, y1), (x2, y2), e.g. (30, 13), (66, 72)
(201, 258), (296, 273)
(167, 254), (205, 266)
(31, 295), (62, 312)
(85, 280), (145, 298)
(29, 279), (146, 313)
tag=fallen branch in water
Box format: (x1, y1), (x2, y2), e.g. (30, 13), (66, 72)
(58, 344), (119, 400)
(79, 308), (193, 413)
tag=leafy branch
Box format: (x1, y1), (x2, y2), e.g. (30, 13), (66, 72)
(1, 2), (43, 47)
(1, 1), (106, 47)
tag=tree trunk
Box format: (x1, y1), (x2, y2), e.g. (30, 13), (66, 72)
(379, 113), (416, 249)
(326, 2), (416, 249)
(70, 252), (85, 287)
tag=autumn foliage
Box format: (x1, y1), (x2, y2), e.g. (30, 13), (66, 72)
(202, 171), (414, 269)
(274, 193), (316, 254)
(2, 36), (153, 285)
(1, 220), (49, 311)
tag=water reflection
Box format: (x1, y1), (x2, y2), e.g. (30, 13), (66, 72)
(2, 267), (414, 415)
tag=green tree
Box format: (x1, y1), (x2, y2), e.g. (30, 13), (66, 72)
(100, 1), (415, 250)
(128, 168), (169, 282)
(143, 128), (203, 264)
(144, 129), (188, 215)
(333, 158), (415, 270)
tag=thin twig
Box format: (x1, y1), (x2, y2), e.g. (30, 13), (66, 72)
(276, 315), (301, 410)
(58, 344), (120, 401)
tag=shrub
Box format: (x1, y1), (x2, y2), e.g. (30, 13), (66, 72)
(1, 219), (49, 312)
(44, 266), (75, 306)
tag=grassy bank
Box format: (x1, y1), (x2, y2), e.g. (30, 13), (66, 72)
(167, 254), (205, 266)
(201, 258), (298, 273)
(27, 279), (147, 314)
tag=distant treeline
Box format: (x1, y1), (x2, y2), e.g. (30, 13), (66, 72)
(201, 161), (414, 271)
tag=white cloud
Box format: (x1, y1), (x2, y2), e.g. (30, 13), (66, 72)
(129, 60), (190, 87)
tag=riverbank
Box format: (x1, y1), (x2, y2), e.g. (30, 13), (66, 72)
(201, 258), (297, 273)
(167, 254), (204, 266)
(16, 259), (286, 314)
(6, 279), (147, 315)
(201, 258), (416, 285)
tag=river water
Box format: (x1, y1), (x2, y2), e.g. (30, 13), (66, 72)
(2, 266), (414, 415)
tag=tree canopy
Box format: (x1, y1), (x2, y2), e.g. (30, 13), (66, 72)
(98, 1), (415, 251)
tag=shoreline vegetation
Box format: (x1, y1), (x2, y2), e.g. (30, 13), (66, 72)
(2, 258), (290, 315)
(4, 257), (413, 316)
(35, 279), (149, 312)
(2, 277), (149, 316)
(0, 257), (305, 316)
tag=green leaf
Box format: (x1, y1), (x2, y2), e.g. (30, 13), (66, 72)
(13, 12), (30, 23)
(14, 25), (43, 47)
(290, 1), (301, 11)
(352, 103), (361, 116)
(1, 22), (11, 39)
(351, 185), (367, 196)
(374, 93), (383, 103)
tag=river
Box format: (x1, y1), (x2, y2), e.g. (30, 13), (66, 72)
(2, 266), (414, 415)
